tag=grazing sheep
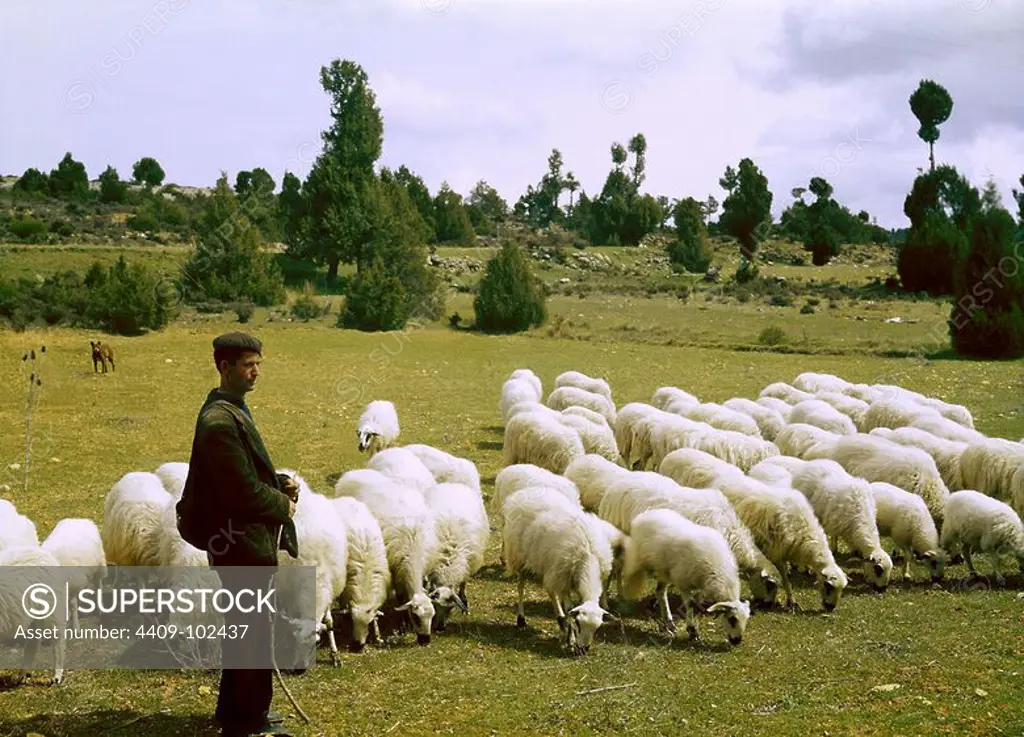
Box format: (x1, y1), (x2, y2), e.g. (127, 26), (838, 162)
(711, 472), (848, 611)
(503, 411), (585, 474)
(154, 462), (189, 499)
(401, 444), (481, 492)
(792, 372), (851, 395)
(647, 415), (715, 470)
(773, 423), (839, 459)
(658, 447), (741, 490)
(501, 378), (542, 423)
(759, 382), (815, 406)
(509, 369), (543, 400)
(652, 386), (699, 411)
(940, 490), (1024, 585)
(914, 397), (975, 429)
(723, 397), (786, 441)
(667, 401), (762, 437)
(747, 461), (794, 487)
(90, 340), (115, 373)
(554, 370), (613, 403)
(102, 471), (171, 567)
(0, 545), (67, 685)
(756, 396), (794, 421)
(558, 410), (621, 464)
(613, 403), (664, 469)
(621, 509), (751, 644)
(959, 439), (1024, 506)
(505, 400), (561, 423)
(869, 482), (945, 582)
(276, 476), (349, 665)
(329, 497), (391, 652)
(869, 428), (966, 491)
(599, 471), (780, 608)
(0, 499), (39, 552)
(563, 454), (629, 512)
(804, 434), (950, 525)
(859, 399), (941, 433)
(661, 427), (780, 473)
(41, 519), (106, 629)
(813, 392), (871, 428)
(367, 447), (438, 494)
(157, 499), (207, 567)
(502, 488), (613, 655)
(909, 414), (987, 444)
(333, 470), (438, 645)
(788, 399), (858, 436)
(494, 464), (581, 526)
(786, 460), (894, 590)
(423, 483), (489, 630)
(546, 386), (616, 425)
(357, 400), (400, 456)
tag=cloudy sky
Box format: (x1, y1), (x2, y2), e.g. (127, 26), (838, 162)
(1, 0), (1022, 228)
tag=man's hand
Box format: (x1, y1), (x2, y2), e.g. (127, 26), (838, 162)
(289, 499), (296, 518)
(279, 476), (300, 501)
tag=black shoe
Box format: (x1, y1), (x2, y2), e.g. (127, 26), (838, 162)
(267, 712), (285, 725)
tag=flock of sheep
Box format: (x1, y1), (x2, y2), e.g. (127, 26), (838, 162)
(2, 368), (1024, 684)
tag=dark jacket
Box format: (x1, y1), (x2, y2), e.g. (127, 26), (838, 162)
(176, 388), (298, 566)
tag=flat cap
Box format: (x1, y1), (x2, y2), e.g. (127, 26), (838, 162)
(212, 332), (262, 354)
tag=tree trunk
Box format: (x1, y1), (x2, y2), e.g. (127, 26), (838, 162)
(929, 142), (935, 173)
(327, 257), (340, 285)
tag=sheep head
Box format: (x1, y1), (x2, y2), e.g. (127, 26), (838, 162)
(916, 549), (946, 582)
(395, 592), (435, 645)
(863, 550), (893, 591)
(818, 564), (848, 612)
(346, 605), (382, 651)
(707, 600), (751, 645)
(749, 569), (779, 609)
(356, 427), (379, 453)
(567, 601), (606, 655)
(428, 586), (468, 631)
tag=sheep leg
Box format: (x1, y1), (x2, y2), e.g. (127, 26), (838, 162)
(963, 545), (977, 576)
(370, 618), (381, 644)
(71, 599), (79, 630)
(20, 639), (41, 685)
(516, 574), (527, 628)
(683, 598), (699, 641)
(51, 635), (65, 685)
(898, 548), (909, 582)
(551, 592), (568, 632)
(779, 563), (797, 611)
(458, 582), (468, 611)
(656, 582), (675, 635)
(990, 555), (1005, 586)
(324, 611), (340, 667)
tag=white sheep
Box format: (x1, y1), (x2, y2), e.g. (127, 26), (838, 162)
(332, 469), (437, 645)
(153, 462), (189, 499)
(276, 473), (349, 665)
(0, 544), (67, 685)
(356, 400), (400, 456)
(915, 396), (975, 429)
(869, 481), (945, 582)
(722, 397), (786, 441)
(505, 400), (561, 423)
(756, 396), (794, 421)
(710, 471), (849, 612)
(813, 392), (871, 428)
(599, 471), (780, 608)
(788, 399), (858, 436)
(0, 499), (39, 552)
(423, 482), (489, 630)
(509, 368), (543, 400)
(792, 372), (852, 395)
(401, 444), (481, 492)
(546, 385), (616, 425)
(329, 497), (391, 652)
(773, 423), (840, 459)
(41, 518), (106, 629)
(613, 403), (665, 469)
(759, 382), (815, 406)
(908, 414), (987, 444)
(646, 415), (715, 470)
(503, 410), (585, 474)
(803, 434), (950, 525)
(869, 427), (966, 491)
(501, 378), (542, 423)
(785, 459), (894, 590)
(959, 439), (1024, 506)
(554, 370), (613, 403)
(621, 508), (751, 644)
(667, 401), (762, 437)
(157, 499), (208, 567)
(651, 386), (699, 411)
(502, 488), (613, 655)
(558, 409), (621, 464)
(562, 454), (629, 512)
(658, 447), (740, 490)
(102, 471), (172, 567)
(367, 447), (438, 494)
(940, 490), (1024, 585)
(747, 461), (794, 487)
(858, 399), (941, 433)
(659, 426), (780, 472)
(493, 464), (581, 527)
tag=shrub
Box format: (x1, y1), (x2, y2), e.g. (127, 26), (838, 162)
(449, 312), (463, 329)
(667, 197), (714, 273)
(473, 241), (547, 334)
(9, 217), (47, 240)
(290, 283), (324, 321)
(898, 210), (967, 295)
(806, 297), (821, 306)
(800, 303), (815, 314)
(339, 256), (408, 331)
(770, 294), (793, 307)
(758, 325), (787, 346)
(735, 257), (760, 284)
(234, 301), (255, 324)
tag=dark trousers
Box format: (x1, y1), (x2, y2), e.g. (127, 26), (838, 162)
(209, 558), (277, 734)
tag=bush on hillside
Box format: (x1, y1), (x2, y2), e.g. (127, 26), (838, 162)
(473, 241), (547, 333)
(339, 256), (408, 331)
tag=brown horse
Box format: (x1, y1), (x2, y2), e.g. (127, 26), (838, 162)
(90, 341), (115, 373)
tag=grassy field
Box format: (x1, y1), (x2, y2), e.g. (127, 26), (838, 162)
(1, 310), (1023, 737)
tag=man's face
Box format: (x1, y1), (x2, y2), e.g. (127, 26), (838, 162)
(220, 351), (261, 394)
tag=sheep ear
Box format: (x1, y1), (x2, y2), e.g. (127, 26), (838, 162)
(394, 602), (411, 612)
(706, 603), (730, 615)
